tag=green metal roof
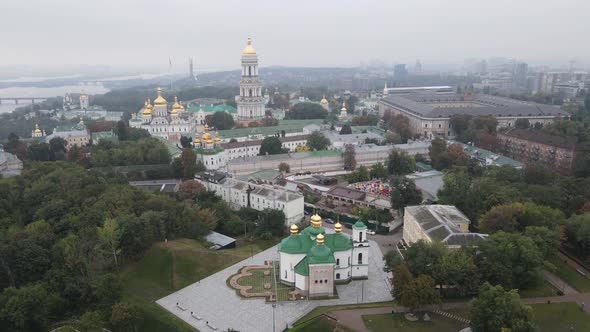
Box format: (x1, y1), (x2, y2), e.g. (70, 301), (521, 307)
(416, 162), (433, 171)
(91, 131), (118, 142)
(307, 150), (341, 157)
(352, 220), (367, 230)
(279, 227), (351, 255)
(186, 104), (237, 114)
(217, 119), (324, 139)
(294, 257), (309, 276)
(308, 244), (336, 264)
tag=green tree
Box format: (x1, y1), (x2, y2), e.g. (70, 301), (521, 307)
(369, 162), (388, 180)
(343, 144), (356, 170)
(515, 118), (530, 129)
(278, 162), (290, 173)
(206, 111), (235, 130)
(180, 135), (192, 148)
(524, 226), (563, 259)
(564, 213), (590, 261)
(392, 263), (413, 300)
(0, 283), (62, 332)
(176, 180), (206, 201)
(339, 124), (352, 135)
(259, 136), (286, 155)
(469, 283), (536, 332)
(523, 163), (555, 185)
(97, 218), (122, 266)
(390, 176), (422, 214)
(179, 148), (198, 179)
(306, 131), (331, 151)
(110, 302), (142, 332)
(257, 209), (285, 236)
(285, 103), (328, 119)
(386, 149), (416, 175)
(347, 165), (370, 183)
(477, 232), (543, 290)
(77, 311), (104, 332)
(397, 273), (440, 310)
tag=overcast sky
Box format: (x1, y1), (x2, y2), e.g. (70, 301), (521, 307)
(2, 0), (589, 70)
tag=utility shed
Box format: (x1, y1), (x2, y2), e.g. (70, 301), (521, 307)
(205, 231), (236, 250)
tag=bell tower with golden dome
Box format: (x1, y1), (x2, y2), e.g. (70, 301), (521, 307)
(236, 37), (265, 122)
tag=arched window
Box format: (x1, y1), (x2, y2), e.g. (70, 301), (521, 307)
(336, 273), (340, 279)
(359, 232), (363, 242)
(284, 270), (287, 278)
(248, 66), (251, 76)
(358, 253), (363, 265)
(336, 258), (340, 266)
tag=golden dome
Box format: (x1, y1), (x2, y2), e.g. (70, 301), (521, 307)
(334, 222), (342, 233)
(316, 233), (325, 245)
(214, 131), (221, 143)
(201, 124), (212, 142)
(311, 213), (322, 228)
(242, 37), (256, 55)
(33, 123), (42, 135)
(320, 95), (328, 104)
(290, 224), (299, 235)
(153, 87), (167, 106)
(172, 96), (184, 110)
(142, 99), (152, 116)
(193, 131), (201, 145)
(340, 101), (347, 112)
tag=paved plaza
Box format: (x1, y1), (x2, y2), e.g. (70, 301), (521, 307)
(157, 236), (392, 332)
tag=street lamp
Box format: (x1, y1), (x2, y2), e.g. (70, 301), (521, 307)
(272, 303), (276, 332)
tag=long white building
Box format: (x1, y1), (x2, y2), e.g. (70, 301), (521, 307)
(195, 170), (304, 225)
(197, 135), (308, 170)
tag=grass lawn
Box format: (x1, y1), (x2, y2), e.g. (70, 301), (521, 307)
(519, 280), (559, 298)
(532, 303), (590, 332)
(119, 237), (278, 332)
(548, 255), (590, 292)
(362, 312), (468, 332)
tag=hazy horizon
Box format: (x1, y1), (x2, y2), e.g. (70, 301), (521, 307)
(3, 0), (589, 71)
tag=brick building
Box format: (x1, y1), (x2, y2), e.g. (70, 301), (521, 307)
(497, 128), (578, 175)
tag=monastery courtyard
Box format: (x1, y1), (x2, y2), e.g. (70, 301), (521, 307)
(157, 231), (392, 332)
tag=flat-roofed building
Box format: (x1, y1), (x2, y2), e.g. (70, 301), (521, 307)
(378, 91), (565, 139)
(403, 205), (487, 248)
(497, 128), (579, 175)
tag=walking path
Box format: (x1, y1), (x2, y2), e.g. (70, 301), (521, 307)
(543, 270), (578, 295)
(327, 292), (590, 332)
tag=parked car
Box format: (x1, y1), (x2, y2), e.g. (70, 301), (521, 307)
(304, 210), (310, 215)
(367, 230), (376, 235)
(324, 218), (335, 224)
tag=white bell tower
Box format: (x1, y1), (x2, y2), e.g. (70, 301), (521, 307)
(236, 37), (265, 122)
(351, 220), (369, 279)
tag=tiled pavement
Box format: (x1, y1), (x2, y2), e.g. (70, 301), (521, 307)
(156, 237), (392, 332)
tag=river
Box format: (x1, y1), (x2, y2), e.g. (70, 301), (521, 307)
(0, 83), (110, 114)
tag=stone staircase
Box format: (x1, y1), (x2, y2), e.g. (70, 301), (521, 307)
(431, 309), (471, 325)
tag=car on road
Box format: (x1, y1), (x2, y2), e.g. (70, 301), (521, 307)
(367, 230), (376, 235)
(324, 218), (334, 224)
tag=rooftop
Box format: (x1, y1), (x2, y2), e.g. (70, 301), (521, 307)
(238, 169), (282, 182)
(220, 135), (307, 150)
(217, 120), (324, 139)
(381, 93), (564, 119)
(327, 186), (366, 201)
(499, 128), (578, 150)
(405, 205), (487, 245)
(205, 231), (236, 250)
(186, 104), (237, 114)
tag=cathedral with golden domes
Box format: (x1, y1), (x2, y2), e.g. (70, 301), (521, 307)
(129, 87), (197, 142)
(278, 214), (369, 298)
(236, 37), (266, 122)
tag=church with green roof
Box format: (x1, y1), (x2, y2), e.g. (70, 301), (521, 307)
(278, 214), (369, 298)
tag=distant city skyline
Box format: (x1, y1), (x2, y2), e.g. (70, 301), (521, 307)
(2, 0), (590, 70)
